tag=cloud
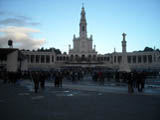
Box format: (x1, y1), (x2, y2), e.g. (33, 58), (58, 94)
(0, 11), (40, 26)
(0, 18), (40, 26)
(15, 15), (31, 20)
(0, 11), (6, 15)
(0, 26), (45, 49)
(0, 12), (43, 49)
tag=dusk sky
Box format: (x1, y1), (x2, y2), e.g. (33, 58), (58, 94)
(0, 0), (159, 54)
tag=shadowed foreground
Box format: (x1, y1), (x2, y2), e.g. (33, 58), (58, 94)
(0, 81), (160, 120)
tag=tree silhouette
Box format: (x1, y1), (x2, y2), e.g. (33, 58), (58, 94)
(144, 47), (154, 52)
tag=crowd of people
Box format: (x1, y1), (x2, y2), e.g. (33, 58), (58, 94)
(114, 71), (146, 93)
(0, 68), (159, 93)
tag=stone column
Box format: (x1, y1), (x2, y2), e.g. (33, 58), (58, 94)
(119, 33), (131, 72)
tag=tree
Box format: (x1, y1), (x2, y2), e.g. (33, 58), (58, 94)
(143, 47), (154, 52)
(156, 49), (160, 52)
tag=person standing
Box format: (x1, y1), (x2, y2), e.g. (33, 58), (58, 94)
(54, 72), (59, 87)
(127, 72), (134, 93)
(40, 72), (45, 90)
(59, 72), (63, 88)
(32, 72), (40, 93)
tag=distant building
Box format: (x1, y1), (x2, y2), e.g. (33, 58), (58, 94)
(1, 6), (160, 72)
(0, 48), (27, 72)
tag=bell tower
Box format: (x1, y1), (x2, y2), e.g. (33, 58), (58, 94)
(69, 5), (97, 56)
(79, 6), (87, 39)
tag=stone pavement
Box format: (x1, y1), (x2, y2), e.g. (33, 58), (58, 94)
(0, 79), (160, 120)
(20, 78), (160, 96)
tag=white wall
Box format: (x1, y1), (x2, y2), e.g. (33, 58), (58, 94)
(21, 59), (28, 71)
(7, 50), (18, 72)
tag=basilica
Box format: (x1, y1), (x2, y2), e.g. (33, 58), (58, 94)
(0, 6), (160, 72)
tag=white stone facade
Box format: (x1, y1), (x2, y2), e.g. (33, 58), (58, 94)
(1, 6), (159, 72)
(21, 51), (56, 70)
(20, 6), (160, 71)
(7, 50), (18, 72)
(69, 7), (97, 57)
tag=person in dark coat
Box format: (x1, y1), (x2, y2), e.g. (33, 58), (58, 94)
(40, 72), (45, 89)
(138, 72), (146, 92)
(137, 72), (143, 92)
(59, 72), (63, 88)
(54, 72), (60, 87)
(32, 72), (40, 93)
(127, 72), (134, 93)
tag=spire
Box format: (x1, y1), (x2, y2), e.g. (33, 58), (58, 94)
(80, 6), (86, 24)
(82, 2), (84, 8)
(122, 33), (127, 53)
(114, 48), (116, 53)
(122, 33), (126, 41)
(79, 5), (87, 39)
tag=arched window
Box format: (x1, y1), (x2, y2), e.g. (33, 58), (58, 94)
(46, 55), (50, 63)
(138, 56), (142, 63)
(36, 55), (40, 63)
(88, 55), (91, 61)
(118, 56), (122, 63)
(70, 55), (74, 61)
(143, 55), (147, 63)
(31, 55), (34, 63)
(63, 56), (65, 61)
(75, 55), (78, 61)
(148, 55), (152, 63)
(82, 55), (85, 61)
(56, 56), (60, 61)
(41, 55), (45, 63)
(93, 55), (96, 61)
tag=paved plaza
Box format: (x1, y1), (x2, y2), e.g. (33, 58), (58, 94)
(0, 78), (160, 120)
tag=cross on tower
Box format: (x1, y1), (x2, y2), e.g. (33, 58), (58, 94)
(82, 0), (84, 7)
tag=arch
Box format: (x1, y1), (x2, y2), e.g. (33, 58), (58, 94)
(56, 56), (60, 61)
(93, 55), (96, 61)
(63, 56), (65, 61)
(31, 55), (34, 63)
(81, 54), (85, 61)
(46, 55), (50, 63)
(70, 55), (74, 61)
(75, 55), (79, 61)
(41, 55), (45, 63)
